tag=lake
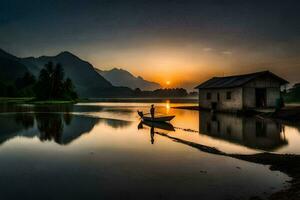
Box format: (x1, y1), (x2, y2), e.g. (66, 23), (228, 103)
(0, 101), (297, 200)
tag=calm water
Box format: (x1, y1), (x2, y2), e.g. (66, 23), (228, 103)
(0, 102), (297, 200)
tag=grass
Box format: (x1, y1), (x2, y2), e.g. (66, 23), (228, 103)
(0, 97), (77, 105)
(0, 97), (34, 104)
(30, 100), (77, 104)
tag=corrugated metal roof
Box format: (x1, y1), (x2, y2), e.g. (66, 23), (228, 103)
(195, 71), (288, 89)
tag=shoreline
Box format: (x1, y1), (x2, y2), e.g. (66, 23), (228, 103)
(163, 105), (300, 199)
(0, 97), (198, 105)
(79, 97), (198, 103)
(173, 105), (300, 121)
(155, 131), (300, 200)
(1, 99), (299, 198)
(0, 97), (78, 105)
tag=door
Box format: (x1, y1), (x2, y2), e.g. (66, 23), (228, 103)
(255, 88), (267, 108)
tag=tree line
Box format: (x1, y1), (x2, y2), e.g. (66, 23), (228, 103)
(0, 62), (77, 100)
(283, 83), (300, 103)
(133, 88), (189, 97)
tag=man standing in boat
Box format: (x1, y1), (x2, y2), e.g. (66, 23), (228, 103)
(150, 104), (155, 119)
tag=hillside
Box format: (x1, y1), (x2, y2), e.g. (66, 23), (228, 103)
(21, 51), (114, 97)
(0, 49), (134, 97)
(96, 68), (161, 90)
(0, 49), (28, 82)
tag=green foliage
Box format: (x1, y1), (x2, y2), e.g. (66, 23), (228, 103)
(0, 61), (77, 101)
(14, 72), (36, 97)
(34, 62), (78, 100)
(15, 72), (36, 89)
(134, 88), (188, 97)
(284, 86), (300, 103)
(0, 81), (17, 97)
(63, 78), (78, 100)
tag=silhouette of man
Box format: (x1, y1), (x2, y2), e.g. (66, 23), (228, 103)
(150, 104), (155, 119)
(150, 126), (155, 144)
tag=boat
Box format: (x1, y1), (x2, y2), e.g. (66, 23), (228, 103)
(137, 111), (175, 122)
(139, 121), (175, 131)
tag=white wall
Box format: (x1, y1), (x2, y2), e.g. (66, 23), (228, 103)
(198, 88), (243, 111)
(198, 74), (283, 110)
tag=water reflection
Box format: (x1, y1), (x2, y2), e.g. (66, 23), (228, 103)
(165, 100), (171, 114)
(0, 103), (105, 114)
(105, 118), (132, 129)
(199, 112), (288, 151)
(0, 103), (292, 200)
(138, 121), (175, 144)
(0, 111), (132, 145)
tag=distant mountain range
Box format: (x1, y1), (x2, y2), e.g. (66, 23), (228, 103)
(96, 68), (161, 90)
(0, 49), (28, 82)
(0, 49), (135, 97)
(0, 48), (163, 97)
(21, 51), (115, 97)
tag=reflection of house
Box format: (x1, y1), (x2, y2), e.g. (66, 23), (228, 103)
(199, 111), (287, 151)
(195, 71), (288, 111)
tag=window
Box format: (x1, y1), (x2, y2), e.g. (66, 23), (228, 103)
(217, 93), (220, 101)
(226, 91), (231, 100)
(206, 92), (211, 100)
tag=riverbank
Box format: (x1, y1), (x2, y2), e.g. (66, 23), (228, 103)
(0, 97), (77, 104)
(80, 97), (198, 103)
(155, 131), (300, 200)
(0, 97), (198, 104)
(172, 105), (199, 110)
(173, 105), (300, 122)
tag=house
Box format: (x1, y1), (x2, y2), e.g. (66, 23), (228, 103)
(195, 71), (289, 111)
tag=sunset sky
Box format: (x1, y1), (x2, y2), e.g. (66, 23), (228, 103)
(1, 0), (299, 89)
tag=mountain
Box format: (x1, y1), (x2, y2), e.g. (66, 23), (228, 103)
(96, 68), (161, 90)
(0, 49), (133, 97)
(0, 49), (28, 82)
(21, 51), (115, 97)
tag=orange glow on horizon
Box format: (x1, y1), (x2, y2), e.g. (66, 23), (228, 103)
(89, 44), (254, 89)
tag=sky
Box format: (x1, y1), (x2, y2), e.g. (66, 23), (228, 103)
(0, 0), (300, 89)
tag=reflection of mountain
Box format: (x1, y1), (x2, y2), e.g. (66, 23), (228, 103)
(60, 115), (102, 144)
(0, 114), (35, 144)
(0, 113), (96, 145)
(0, 104), (105, 114)
(0, 111), (132, 146)
(199, 112), (288, 151)
(35, 113), (100, 145)
(102, 118), (132, 129)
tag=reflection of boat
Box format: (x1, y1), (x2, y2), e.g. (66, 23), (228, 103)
(137, 111), (175, 122)
(140, 120), (175, 131)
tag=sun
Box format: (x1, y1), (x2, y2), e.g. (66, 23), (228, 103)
(166, 81), (171, 86)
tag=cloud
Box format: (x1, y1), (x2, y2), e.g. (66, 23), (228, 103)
(222, 51), (233, 55)
(203, 48), (213, 52)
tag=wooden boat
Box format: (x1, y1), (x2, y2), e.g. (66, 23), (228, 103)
(137, 111), (175, 122)
(139, 121), (175, 131)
